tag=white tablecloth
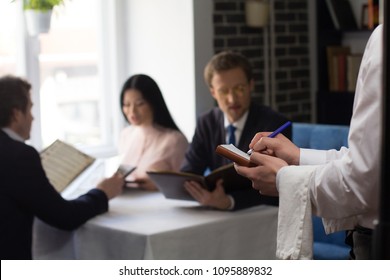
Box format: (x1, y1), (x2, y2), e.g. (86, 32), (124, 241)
(33, 189), (278, 260)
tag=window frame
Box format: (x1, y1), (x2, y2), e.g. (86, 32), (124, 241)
(10, 0), (125, 157)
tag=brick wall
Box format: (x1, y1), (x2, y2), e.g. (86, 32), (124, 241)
(213, 0), (311, 122)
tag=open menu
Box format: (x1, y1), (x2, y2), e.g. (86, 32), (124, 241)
(147, 163), (249, 201)
(40, 140), (95, 193)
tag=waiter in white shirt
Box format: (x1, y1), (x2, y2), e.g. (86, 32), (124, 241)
(235, 24), (383, 260)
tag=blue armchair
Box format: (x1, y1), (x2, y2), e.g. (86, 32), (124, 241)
(292, 123), (350, 260)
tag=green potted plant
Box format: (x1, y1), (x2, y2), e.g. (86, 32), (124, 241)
(13, 0), (65, 36)
(22, 0), (64, 11)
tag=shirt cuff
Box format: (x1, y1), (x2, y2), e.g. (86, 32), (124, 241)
(299, 148), (327, 165)
(227, 195), (235, 210)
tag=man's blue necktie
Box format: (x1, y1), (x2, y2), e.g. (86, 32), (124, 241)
(227, 124), (236, 145)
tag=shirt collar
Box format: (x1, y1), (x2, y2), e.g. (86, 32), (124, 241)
(1, 128), (25, 143)
(224, 110), (249, 132)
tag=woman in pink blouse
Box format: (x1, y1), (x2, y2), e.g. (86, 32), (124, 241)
(118, 74), (189, 190)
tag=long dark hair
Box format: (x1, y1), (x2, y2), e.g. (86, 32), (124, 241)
(120, 74), (180, 131)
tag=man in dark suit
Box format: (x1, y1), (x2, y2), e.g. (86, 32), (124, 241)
(0, 75), (124, 260)
(181, 51), (291, 210)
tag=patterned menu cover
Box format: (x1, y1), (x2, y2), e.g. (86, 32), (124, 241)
(40, 140), (95, 192)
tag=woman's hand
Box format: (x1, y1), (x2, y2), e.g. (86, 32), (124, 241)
(134, 177), (158, 191)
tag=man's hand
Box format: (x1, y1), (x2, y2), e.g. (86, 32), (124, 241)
(184, 179), (232, 210)
(96, 172), (124, 199)
(235, 153), (288, 197)
(249, 133), (300, 165)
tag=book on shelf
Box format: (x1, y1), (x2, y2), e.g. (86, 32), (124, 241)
(147, 163), (249, 201)
(325, 0), (358, 30)
(337, 54), (347, 92)
(326, 47), (362, 93)
(347, 53), (363, 92)
(326, 46), (350, 91)
(40, 139), (95, 193)
(368, 0), (379, 30)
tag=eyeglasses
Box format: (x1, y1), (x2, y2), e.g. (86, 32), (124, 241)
(216, 84), (248, 97)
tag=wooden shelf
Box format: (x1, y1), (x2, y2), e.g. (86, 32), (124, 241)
(315, 0), (369, 125)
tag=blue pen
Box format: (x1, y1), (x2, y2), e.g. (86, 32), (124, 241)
(247, 121), (292, 155)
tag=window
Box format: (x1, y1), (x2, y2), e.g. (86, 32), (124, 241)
(1, 0), (121, 155)
(0, 2), (17, 75)
(39, 1), (102, 148)
(2, 0), (206, 154)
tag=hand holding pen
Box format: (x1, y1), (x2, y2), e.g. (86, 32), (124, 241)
(247, 121), (292, 155)
(233, 121), (297, 196)
(246, 121), (300, 166)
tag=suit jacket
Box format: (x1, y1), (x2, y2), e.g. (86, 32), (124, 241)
(181, 102), (292, 210)
(0, 130), (108, 260)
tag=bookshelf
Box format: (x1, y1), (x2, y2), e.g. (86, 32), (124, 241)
(315, 0), (373, 125)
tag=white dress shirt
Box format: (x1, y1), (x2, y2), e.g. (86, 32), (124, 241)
(1, 128), (24, 142)
(276, 24), (382, 259)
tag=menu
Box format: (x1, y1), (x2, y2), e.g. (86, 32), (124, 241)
(40, 140), (95, 192)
